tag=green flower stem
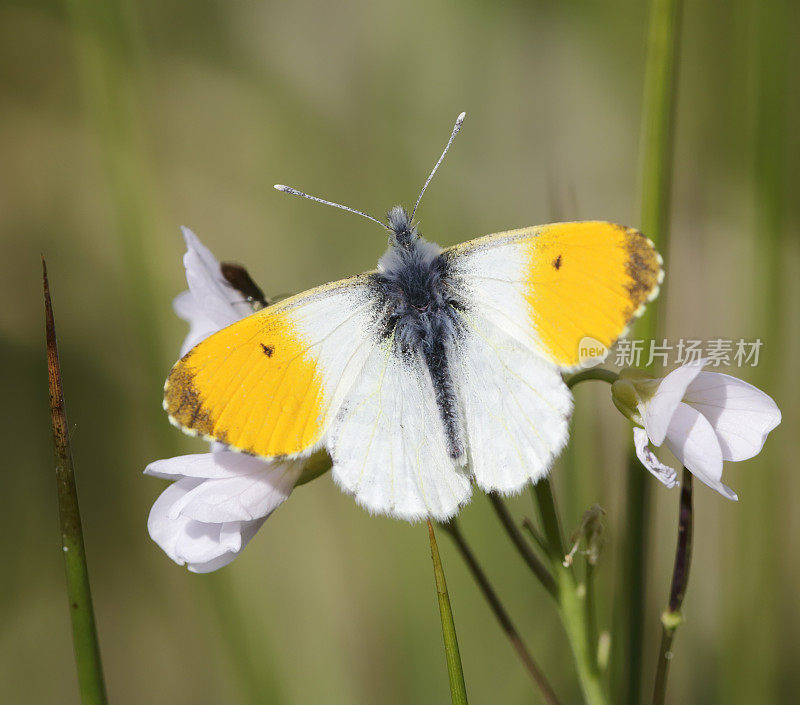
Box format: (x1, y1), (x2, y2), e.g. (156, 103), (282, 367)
(723, 4), (790, 703)
(533, 481), (608, 705)
(488, 495), (557, 599)
(532, 481), (565, 560)
(652, 469), (693, 705)
(615, 453), (650, 705)
(63, 0), (166, 398)
(521, 517), (549, 556)
(617, 0), (683, 701)
(566, 369), (619, 390)
(427, 521), (469, 705)
(638, 0), (683, 278)
(585, 562), (599, 672)
(564, 362), (627, 691)
(440, 521), (561, 705)
(44, 261), (108, 705)
(557, 571), (607, 705)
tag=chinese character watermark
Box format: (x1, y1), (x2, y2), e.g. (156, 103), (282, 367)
(583, 338), (767, 369)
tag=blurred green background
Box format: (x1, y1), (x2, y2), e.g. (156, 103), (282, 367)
(2, 0), (798, 703)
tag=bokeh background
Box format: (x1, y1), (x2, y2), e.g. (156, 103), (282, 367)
(2, 1), (798, 703)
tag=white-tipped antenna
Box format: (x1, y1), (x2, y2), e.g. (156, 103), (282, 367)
(274, 185), (390, 231)
(411, 111), (466, 221)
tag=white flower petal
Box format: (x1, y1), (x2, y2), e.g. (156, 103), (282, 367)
(179, 462), (303, 522)
(683, 372), (781, 462)
(219, 522), (244, 553)
(172, 289), (201, 322)
(172, 290), (221, 356)
(144, 456), (187, 480)
(181, 227), (252, 330)
(643, 360), (707, 446)
(187, 552), (239, 574)
(172, 227), (257, 355)
(144, 450), (281, 481)
(148, 478), (272, 572)
(633, 427), (678, 488)
(182, 226), (223, 279)
(664, 402), (737, 500)
(147, 478), (204, 565)
(186, 518), (267, 573)
(173, 518), (239, 564)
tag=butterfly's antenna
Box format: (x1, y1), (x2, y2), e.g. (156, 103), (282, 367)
(410, 111), (466, 222)
(274, 185), (391, 232)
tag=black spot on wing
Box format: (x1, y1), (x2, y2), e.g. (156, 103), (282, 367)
(260, 343), (274, 357)
(553, 254), (562, 270)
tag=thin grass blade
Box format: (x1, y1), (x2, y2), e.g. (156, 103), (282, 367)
(427, 520), (468, 705)
(616, 1), (683, 701)
(44, 259), (108, 705)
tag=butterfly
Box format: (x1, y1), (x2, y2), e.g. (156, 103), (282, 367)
(163, 113), (663, 521)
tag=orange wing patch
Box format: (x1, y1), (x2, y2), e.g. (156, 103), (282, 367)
(524, 222), (662, 367)
(164, 308), (325, 457)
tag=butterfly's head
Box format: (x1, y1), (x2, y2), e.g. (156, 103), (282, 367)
(387, 206), (419, 249)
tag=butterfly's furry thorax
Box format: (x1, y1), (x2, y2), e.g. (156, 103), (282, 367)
(375, 207), (463, 354)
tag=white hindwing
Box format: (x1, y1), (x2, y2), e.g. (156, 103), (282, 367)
(329, 339), (472, 521)
(438, 239), (573, 492)
(450, 310), (572, 494)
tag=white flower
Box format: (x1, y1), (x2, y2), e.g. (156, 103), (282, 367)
(145, 445), (329, 572)
(146, 228), (330, 572)
(612, 359), (781, 499)
(172, 227), (255, 356)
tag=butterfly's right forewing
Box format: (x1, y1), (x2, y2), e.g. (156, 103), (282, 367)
(164, 275), (384, 459)
(443, 221), (662, 494)
(445, 221), (662, 370)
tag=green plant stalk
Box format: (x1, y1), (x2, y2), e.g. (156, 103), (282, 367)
(751, 0), (789, 344)
(44, 261), (108, 705)
(566, 369), (619, 389)
(440, 520), (561, 705)
(652, 469), (693, 705)
(488, 495), (557, 598)
(615, 453), (650, 705)
(615, 0), (683, 702)
(558, 571), (606, 705)
(522, 517), (549, 555)
(533, 481), (608, 705)
(585, 562), (599, 670)
(565, 369), (610, 693)
(63, 0), (166, 414)
(638, 0), (683, 276)
(720, 3), (789, 703)
(427, 521), (469, 705)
